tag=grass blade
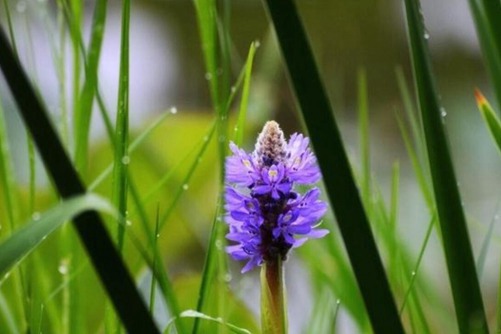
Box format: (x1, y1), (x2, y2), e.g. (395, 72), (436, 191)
(113, 0), (131, 252)
(1, 0), (18, 58)
(475, 89), (501, 153)
(74, 0), (108, 172)
(234, 41), (258, 146)
(403, 0), (488, 331)
(0, 194), (114, 279)
(192, 200), (223, 334)
(0, 27), (159, 334)
(165, 310), (251, 334)
(476, 202), (500, 279)
(193, 0), (220, 116)
(262, 1), (404, 332)
(149, 208), (161, 314)
(467, 0), (501, 109)
(0, 291), (18, 334)
(0, 97), (19, 233)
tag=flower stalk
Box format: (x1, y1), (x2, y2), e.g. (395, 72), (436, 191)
(261, 258), (287, 334)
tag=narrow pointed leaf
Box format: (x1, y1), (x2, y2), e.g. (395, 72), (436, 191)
(475, 89), (501, 153)
(468, 0), (501, 109)
(261, 1), (404, 332)
(403, 0), (488, 331)
(74, 0), (108, 171)
(0, 194), (114, 278)
(0, 27), (159, 334)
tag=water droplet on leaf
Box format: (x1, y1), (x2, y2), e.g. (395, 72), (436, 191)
(58, 260), (69, 275)
(121, 156), (130, 165)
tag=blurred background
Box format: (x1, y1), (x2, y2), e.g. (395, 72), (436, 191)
(1, 0), (500, 332)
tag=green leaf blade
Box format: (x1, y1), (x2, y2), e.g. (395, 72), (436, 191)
(0, 27), (160, 333)
(262, 1), (404, 332)
(468, 0), (501, 109)
(476, 89), (501, 153)
(0, 194), (114, 279)
(403, 0), (488, 331)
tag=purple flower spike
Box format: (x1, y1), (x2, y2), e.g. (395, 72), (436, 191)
(224, 121), (329, 273)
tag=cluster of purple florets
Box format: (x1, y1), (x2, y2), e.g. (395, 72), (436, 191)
(225, 121), (328, 273)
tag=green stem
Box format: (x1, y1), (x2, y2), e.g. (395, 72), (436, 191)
(260, 259), (287, 334)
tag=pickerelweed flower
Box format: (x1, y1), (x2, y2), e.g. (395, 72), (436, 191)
(225, 121), (328, 273)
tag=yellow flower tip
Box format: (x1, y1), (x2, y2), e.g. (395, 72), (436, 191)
(474, 88), (488, 108)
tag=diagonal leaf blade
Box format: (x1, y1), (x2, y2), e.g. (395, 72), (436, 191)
(475, 89), (501, 153)
(403, 0), (488, 331)
(0, 27), (159, 334)
(0, 194), (114, 279)
(261, 1), (404, 332)
(467, 0), (501, 109)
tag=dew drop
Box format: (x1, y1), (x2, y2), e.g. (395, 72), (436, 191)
(255, 40), (261, 48)
(121, 155), (130, 165)
(169, 106), (178, 114)
(440, 108), (447, 117)
(423, 32), (430, 40)
(16, 0), (27, 13)
(156, 233), (160, 238)
(126, 220), (132, 226)
(411, 271), (416, 276)
(205, 72), (212, 81)
(223, 273), (232, 282)
(58, 260), (69, 275)
(203, 135), (209, 142)
(230, 86), (236, 93)
(32, 212), (41, 221)
(215, 240), (223, 249)
(182, 184), (189, 190)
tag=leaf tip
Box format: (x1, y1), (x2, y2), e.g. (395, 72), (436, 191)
(474, 88), (488, 108)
